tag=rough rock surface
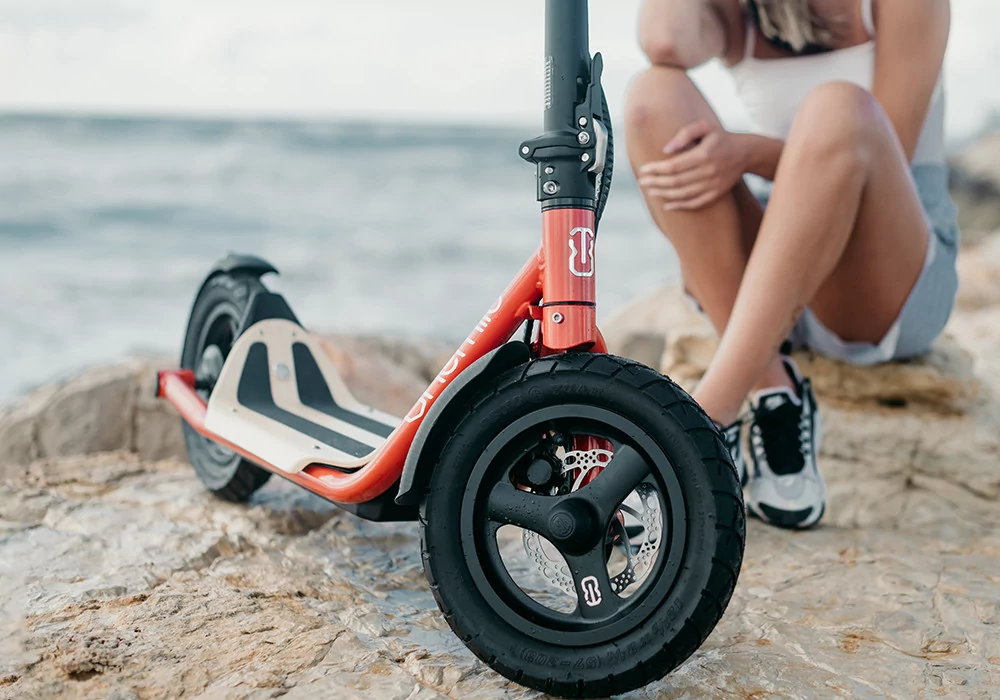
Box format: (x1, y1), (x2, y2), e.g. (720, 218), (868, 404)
(957, 234), (1000, 311)
(4, 258), (1000, 697)
(0, 360), (168, 481)
(950, 131), (1000, 246)
(3, 449), (1000, 698)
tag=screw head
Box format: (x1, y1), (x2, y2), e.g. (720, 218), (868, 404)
(578, 116), (588, 127)
(542, 181), (559, 195)
(521, 146), (530, 155)
(552, 312), (564, 324)
(581, 153), (591, 163)
(577, 131), (591, 145)
(544, 166), (554, 175)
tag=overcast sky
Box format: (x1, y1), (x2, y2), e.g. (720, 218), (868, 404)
(2, 0), (998, 141)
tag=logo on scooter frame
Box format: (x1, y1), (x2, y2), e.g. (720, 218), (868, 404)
(581, 575), (602, 607)
(404, 296), (504, 424)
(568, 227), (595, 278)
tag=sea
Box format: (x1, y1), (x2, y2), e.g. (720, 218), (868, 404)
(0, 114), (674, 401)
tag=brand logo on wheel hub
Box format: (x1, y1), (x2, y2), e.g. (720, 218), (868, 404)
(581, 575), (602, 607)
(549, 512), (575, 539)
(568, 227), (595, 277)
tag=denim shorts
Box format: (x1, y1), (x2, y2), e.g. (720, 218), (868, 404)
(763, 164), (960, 366)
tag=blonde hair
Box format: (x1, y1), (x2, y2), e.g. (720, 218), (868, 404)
(750, 0), (837, 53)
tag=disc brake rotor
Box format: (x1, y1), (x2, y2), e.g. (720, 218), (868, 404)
(522, 448), (663, 599)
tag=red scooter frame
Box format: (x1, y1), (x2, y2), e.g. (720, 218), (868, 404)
(157, 208), (606, 505)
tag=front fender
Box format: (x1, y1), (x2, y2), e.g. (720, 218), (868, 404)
(395, 341), (531, 506)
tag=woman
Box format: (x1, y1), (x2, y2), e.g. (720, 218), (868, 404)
(625, 0), (958, 529)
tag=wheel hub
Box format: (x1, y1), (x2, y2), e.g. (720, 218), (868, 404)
(546, 499), (596, 553)
(196, 345), (225, 394)
(522, 448), (664, 601)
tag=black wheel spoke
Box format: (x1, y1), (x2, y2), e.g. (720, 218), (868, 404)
(578, 445), (651, 520)
(564, 545), (618, 619)
(486, 480), (553, 535)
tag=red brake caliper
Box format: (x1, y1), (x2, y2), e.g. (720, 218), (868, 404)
(572, 436), (625, 528)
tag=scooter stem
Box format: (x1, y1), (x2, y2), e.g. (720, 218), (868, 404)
(544, 0), (591, 135)
(519, 1), (605, 212)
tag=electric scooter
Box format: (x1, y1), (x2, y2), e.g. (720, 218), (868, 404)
(156, 2), (745, 695)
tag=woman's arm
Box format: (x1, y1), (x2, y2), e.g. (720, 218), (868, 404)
(871, 0), (950, 162)
(639, 0), (746, 68)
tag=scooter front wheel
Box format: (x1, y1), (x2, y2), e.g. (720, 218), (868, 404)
(420, 353), (744, 697)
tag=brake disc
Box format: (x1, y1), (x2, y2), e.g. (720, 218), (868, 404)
(522, 449), (663, 600)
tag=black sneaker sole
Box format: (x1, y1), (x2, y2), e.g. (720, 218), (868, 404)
(747, 502), (825, 530)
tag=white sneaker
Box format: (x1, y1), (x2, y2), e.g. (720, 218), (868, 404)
(717, 420), (747, 487)
(746, 359), (826, 529)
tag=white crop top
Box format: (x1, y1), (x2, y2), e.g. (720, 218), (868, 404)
(728, 0), (946, 166)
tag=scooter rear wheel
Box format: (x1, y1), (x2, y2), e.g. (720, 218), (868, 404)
(420, 353), (744, 697)
(180, 272), (272, 501)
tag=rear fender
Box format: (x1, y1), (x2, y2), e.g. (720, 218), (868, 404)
(193, 253), (279, 304)
(188, 253), (291, 337)
(395, 341), (531, 506)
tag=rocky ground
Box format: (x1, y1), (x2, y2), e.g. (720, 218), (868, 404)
(3, 140), (1000, 699)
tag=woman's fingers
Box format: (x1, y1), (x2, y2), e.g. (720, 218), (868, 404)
(664, 120), (712, 154)
(664, 189), (723, 211)
(638, 142), (710, 176)
(645, 181), (713, 202)
(638, 166), (714, 190)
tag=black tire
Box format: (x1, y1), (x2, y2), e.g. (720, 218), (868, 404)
(420, 353), (745, 697)
(180, 272), (272, 502)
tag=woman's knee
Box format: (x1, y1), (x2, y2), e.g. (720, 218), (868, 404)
(788, 82), (884, 166)
(625, 66), (716, 143)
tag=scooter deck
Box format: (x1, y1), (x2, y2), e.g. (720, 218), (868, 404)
(205, 319), (399, 473)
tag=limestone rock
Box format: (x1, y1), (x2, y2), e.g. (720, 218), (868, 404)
(0, 384), (57, 480)
(318, 337), (427, 417)
(121, 354), (187, 463)
(3, 315), (1000, 697)
(132, 398), (187, 461)
(2, 444), (999, 698)
(956, 233), (1000, 311)
(794, 335), (979, 415)
(953, 131), (1000, 186)
(945, 306), (1000, 403)
(603, 284), (715, 390)
(323, 334), (454, 383)
(603, 284), (709, 356)
(35, 363), (141, 460)
(949, 131), (1000, 244)
(605, 283), (981, 413)
(612, 331), (666, 372)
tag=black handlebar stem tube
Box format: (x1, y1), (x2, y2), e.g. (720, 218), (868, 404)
(518, 0), (607, 212)
(544, 0), (590, 134)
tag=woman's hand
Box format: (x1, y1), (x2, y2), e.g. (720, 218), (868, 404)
(638, 120), (748, 211)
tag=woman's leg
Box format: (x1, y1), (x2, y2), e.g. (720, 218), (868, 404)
(624, 67), (791, 400)
(693, 81), (930, 424)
